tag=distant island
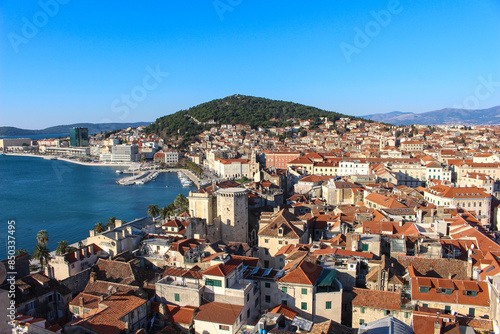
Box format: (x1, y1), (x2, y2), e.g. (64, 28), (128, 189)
(0, 122), (152, 137)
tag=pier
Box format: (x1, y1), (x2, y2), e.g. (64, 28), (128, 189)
(116, 168), (202, 187)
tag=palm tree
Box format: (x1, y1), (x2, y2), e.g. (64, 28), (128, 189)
(94, 222), (106, 234)
(106, 217), (116, 228)
(78, 240), (84, 249)
(15, 249), (29, 259)
(36, 230), (49, 246)
(174, 194), (187, 208)
(160, 206), (170, 222)
(55, 240), (70, 255)
(147, 204), (160, 221)
(32, 243), (51, 271)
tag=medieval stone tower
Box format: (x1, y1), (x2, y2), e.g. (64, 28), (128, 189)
(216, 188), (249, 243)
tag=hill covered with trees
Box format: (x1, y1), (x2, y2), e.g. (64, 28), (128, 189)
(145, 95), (367, 138)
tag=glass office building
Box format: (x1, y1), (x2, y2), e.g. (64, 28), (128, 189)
(70, 127), (89, 147)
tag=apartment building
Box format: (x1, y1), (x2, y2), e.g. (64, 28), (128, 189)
(424, 185), (491, 226)
(258, 210), (309, 269)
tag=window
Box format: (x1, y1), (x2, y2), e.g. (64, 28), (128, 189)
(404, 312), (409, 319)
(422, 303), (428, 308)
(326, 301), (332, 309)
(206, 279), (222, 287)
(281, 287), (287, 293)
(419, 286), (429, 293)
(301, 302), (307, 310)
(360, 306), (365, 314)
(444, 305), (451, 314)
(265, 239), (269, 243)
(247, 294), (250, 302)
(362, 244), (368, 251)
(71, 306), (79, 315)
(219, 325), (230, 331)
(385, 310), (391, 316)
(254, 298), (258, 307)
(48, 294), (53, 303)
(465, 290), (477, 297)
(247, 309), (250, 318)
(174, 293), (180, 302)
(265, 295), (270, 303)
(265, 282), (271, 288)
(469, 308), (475, 316)
(282, 300), (287, 306)
(301, 288), (307, 295)
(360, 319), (365, 325)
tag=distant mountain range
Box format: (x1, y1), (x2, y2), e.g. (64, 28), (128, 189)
(0, 122), (152, 137)
(364, 106), (500, 125)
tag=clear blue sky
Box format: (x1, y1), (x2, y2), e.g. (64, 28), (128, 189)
(1, 0), (500, 129)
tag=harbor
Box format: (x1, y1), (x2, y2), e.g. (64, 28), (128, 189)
(116, 167), (201, 187)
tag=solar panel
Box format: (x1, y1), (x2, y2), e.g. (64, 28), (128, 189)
(275, 270), (285, 278)
(262, 268), (272, 277)
(250, 267), (260, 275)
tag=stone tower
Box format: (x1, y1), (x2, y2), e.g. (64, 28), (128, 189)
(216, 188), (249, 243)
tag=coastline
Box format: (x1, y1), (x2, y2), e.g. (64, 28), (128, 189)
(4, 153), (133, 168)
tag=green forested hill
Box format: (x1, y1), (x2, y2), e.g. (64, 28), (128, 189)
(146, 95), (366, 137)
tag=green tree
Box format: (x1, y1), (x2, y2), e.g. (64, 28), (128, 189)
(15, 249), (29, 257)
(55, 240), (70, 255)
(32, 243), (51, 271)
(106, 217), (116, 228)
(160, 206), (170, 221)
(174, 194), (187, 208)
(94, 222), (106, 234)
(147, 204), (160, 221)
(36, 230), (49, 246)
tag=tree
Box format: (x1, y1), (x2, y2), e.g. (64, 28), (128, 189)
(106, 217), (116, 228)
(94, 222), (106, 234)
(32, 243), (51, 271)
(78, 240), (84, 248)
(56, 240), (70, 255)
(147, 204), (160, 221)
(160, 206), (170, 221)
(15, 249), (29, 257)
(37, 230), (49, 246)
(174, 194), (187, 208)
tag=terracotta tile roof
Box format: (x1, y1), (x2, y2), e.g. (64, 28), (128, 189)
(397, 256), (469, 280)
(193, 302), (243, 325)
(67, 292), (147, 334)
(427, 185), (491, 199)
(203, 259), (241, 277)
(279, 259), (323, 285)
(162, 266), (203, 279)
(411, 277), (489, 307)
(258, 209), (304, 239)
(269, 304), (299, 320)
(309, 320), (355, 334)
(352, 288), (401, 310)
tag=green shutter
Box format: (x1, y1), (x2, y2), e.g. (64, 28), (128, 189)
(301, 302), (307, 310)
(326, 301), (331, 309)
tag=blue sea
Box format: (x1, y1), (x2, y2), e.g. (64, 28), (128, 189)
(0, 155), (195, 259)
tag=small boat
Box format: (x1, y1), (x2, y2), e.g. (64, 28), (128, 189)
(116, 170), (123, 174)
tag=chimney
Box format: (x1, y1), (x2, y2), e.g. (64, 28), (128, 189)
(115, 220), (123, 228)
(160, 304), (167, 316)
(90, 271), (96, 283)
(89, 230), (95, 237)
(434, 312), (441, 334)
(79, 296), (85, 316)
